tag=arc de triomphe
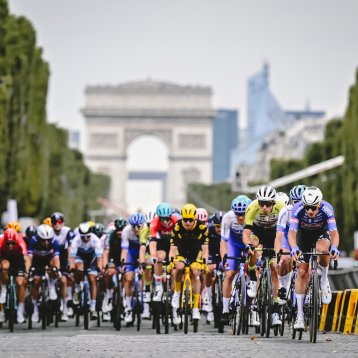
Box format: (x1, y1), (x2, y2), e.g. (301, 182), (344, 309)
(82, 79), (216, 210)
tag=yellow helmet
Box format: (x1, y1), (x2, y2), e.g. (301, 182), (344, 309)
(181, 203), (197, 219)
(6, 221), (21, 233)
(43, 217), (52, 226)
(87, 221), (96, 228)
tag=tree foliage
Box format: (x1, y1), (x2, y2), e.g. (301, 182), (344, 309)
(0, 1), (109, 228)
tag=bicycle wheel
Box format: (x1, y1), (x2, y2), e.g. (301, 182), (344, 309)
(279, 305), (285, 336)
(8, 283), (16, 332)
(153, 302), (161, 334)
(265, 271), (273, 338)
(310, 272), (319, 343)
(238, 275), (247, 335)
(41, 281), (48, 330)
(135, 287), (141, 332)
(258, 278), (266, 337)
(164, 291), (170, 334)
(83, 285), (89, 330)
(113, 285), (122, 331)
(184, 280), (190, 334)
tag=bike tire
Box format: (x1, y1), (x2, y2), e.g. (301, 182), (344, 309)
(164, 292), (170, 334)
(8, 284), (16, 332)
(83, 285), (89, 330)
(279, 305), (285, 336)
(193, 318), (198, 333)
(135, 288), (141, 332)
(310, 272), (319, 343)
(184, 281), (190, 334)
(154, 303), (161, 334)
(238, 275), (246, 335)
(265, 271), (273, 338)
(113, 285), (122, 331)
(41, 281), (47, 330)
(258, 277), (266, 337)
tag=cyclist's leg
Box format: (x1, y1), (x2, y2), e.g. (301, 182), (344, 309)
(48, 257), (58, 300)
(316, 233), (331, 303)
(172, 259), (184, 308)
(247, 232), (260, 298)
(278, 236), (292, 302)
(190, 262), (202, 319)
(0, 259), (9, 304)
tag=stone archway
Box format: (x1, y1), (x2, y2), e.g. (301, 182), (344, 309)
(82, 79), (216, 210)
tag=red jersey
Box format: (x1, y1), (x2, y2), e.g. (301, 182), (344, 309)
(0, 236), (28, 259)
(150, 215), (179, 240)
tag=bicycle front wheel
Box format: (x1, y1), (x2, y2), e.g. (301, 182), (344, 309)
(184, 281), (190, 334)
(8, 284), (16, 332)
(265, 271), (273, 338)
(83, 285), (89, 330)
(310, 272), (319, 343)
(113, 285), (122, 331)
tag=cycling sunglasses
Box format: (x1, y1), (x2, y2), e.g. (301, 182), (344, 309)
(80, 234), (91, 240)
(5, 241), (16, 246)
(160, 217), (171, 222)
(52, 218), (64, 225)
(304, 205), (318, 212)
(183, 218), (194, 223)
(131, 224), (141, 229)
(258, 200), (274, 207)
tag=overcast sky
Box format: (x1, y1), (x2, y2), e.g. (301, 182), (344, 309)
(9, 0), (358, 132)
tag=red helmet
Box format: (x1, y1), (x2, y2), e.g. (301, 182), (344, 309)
(4, 228), (18, 243)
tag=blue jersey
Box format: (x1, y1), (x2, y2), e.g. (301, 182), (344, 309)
(28, 236), (60, 259)
(289, 200), (337, 232)
(221, 210), (245, 248)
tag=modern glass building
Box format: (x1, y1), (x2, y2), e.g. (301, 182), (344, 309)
(212, 109), (238, 182)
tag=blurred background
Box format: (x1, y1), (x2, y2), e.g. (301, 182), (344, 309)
(1, 0), (358, 262)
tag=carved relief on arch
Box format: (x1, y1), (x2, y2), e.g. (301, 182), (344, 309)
(124, 129), (172, 150)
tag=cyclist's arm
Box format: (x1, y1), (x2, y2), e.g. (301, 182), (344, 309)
(242, 228), (252, 246)
(24, 255), (31, 272)
(274, 231), (284, 254)
(139, 244), (146, 264)
(149, 240), (157, 257)
(220, 240), (227, 260)
(102, 249), (109, 269)
(202, 243), (209, 262)
(288, 229), (297, 249)
(120, 249), (128, 263)
(52, 255), (60, 270)
(329, 229), (339, 248)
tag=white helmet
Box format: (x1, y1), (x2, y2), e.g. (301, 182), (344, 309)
(256, 185), (276, 201)
(302, 186), (323, 206)
(145, 211), (156, 224)
(275, 192), (290, 206)
(78, 222), (91, 236)
(37, 224), (54, 240)
(196, 208), (208, 222)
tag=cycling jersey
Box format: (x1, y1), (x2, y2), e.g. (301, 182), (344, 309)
(276, 204), (293, 250)
(221, 210), (246, 270)
(245, 199), (285, 230)
(70, 233), (103, 259)
(150, 215), (178, 241)
(121, 224), (148, 250)
(104, 230), (122, 266)
(0, 236), (27, 274)
(170, 219), (209, 261)
(28, 237), (60, 258)
(53, 226), (75, 270)
(208, 225), (220, 263)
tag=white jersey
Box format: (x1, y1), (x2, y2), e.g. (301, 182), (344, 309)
(276, 204), (293, 237)
(221, 210), (245, 247)
(121, 224), (147, 250)
(53, 225), (74, 248)
(70, 233), (103, 258)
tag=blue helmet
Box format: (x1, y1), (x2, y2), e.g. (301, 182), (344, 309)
(289, 185), (306, 202)
(231, 195), (252, 215)
(128, 212), (145, 226)
(156, 202), (172, 217)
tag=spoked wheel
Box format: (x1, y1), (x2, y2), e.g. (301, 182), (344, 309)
(193, 319), (199, 333)
(135, 290), (141, 332)
(184, 282), (190, 334)
(153, 302), (161, 334)
(258, 279), (266, 337)
(8, 287), (16, 332)
(279, 305), (285, 336)
(164, 292), (170, 334)
(309, 273), (319, 343)
(238, 275), (247, 335)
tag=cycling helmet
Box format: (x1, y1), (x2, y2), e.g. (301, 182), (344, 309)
(145, 211), (156, 224)
(128, 212), (145, 226)
(302, 186), (323, 206)
(87, 221), (96, 228)
(181, 203), (197, 219)
(92, 223), (105, 238)
(211, 211), (226, 225)
(275, 192), (290, 206)
(114, 218), (127, 230)
(4, 228), (18, 243)
(43, 217), (52, 226)
(37, 224), (54, 240)
(51, 212), (64, 225)
(79, 222), (92, 236)
(156, 203), (172, 218)
(256, 185), (276, 201)
(25, 225), (37, 238)
(289, 185), (306, 202)
(6, 221), (21, 233)
(196, 208), (208, 222)
(231, 195), (252, 215)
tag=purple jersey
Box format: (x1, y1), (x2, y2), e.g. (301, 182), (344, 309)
(289, 200), (337, 232)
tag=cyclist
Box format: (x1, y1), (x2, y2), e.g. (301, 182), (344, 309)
(70, 222), (103, 320)
(102, 218), (127, 321)
(220, 196), (259, 325)
(120, 212), (148, 323)
(0, 229), (30, 323)
(274, 185), (305, 304)
(24, 225), (37, 248)
(243, 185), (285, 326)
(51, 212), (75, 321)
(204, 210), (225, 322)
(289, 186), (340, 330)
(149, 202), (178, 302)
(28, 224), (60, 322)
(169, 203), (209, 324)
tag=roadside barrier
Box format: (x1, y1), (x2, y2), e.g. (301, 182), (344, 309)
(319, 289), (358, 334)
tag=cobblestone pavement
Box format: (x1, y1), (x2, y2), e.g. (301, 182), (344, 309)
(1, 318), (357, 358)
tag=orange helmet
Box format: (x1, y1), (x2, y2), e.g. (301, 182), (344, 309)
(43, 217), (52, 226)
(4, 228), (18, 243)
(6, 221), (21, 233)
